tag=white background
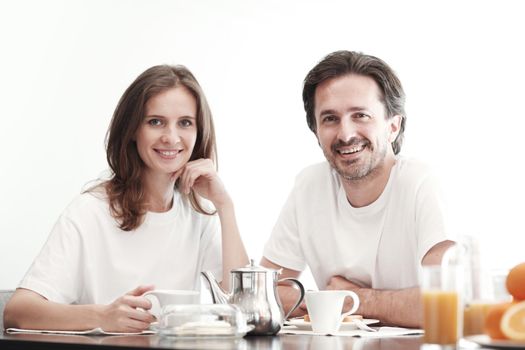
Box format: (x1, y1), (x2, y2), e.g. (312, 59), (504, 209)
(1, 0), (524, 290)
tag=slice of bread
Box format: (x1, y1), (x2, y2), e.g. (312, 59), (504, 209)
(342, 314), (363, 322)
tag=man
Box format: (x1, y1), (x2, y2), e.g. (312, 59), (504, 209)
(261, 50), (454, 328)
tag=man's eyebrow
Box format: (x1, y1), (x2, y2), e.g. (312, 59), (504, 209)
(319, 107), (367, 116)
(319, 109), (338, 117)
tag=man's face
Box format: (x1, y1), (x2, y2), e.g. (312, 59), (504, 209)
(314, 74), (400, 181)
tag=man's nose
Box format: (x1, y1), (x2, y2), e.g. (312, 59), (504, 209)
(337, 118), (357, 142)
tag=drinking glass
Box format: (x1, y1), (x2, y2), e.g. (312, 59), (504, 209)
(462, 236), (512, 336)
(421, 264), (463, 349)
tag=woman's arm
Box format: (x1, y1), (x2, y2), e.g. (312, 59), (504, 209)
(215, 196), (249, 290)
(178, 159), (249, 290)
(4, 286), (155, 332)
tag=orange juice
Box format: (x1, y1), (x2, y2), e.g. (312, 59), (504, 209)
(423, 290), (460, 344)
(463, 302), (493, 336)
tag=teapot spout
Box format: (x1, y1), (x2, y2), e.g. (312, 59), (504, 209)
(201, 271), (230, 304)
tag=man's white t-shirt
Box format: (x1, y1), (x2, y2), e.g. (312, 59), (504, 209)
(19, 190), (222, 305)
(263, 157), (451, 290)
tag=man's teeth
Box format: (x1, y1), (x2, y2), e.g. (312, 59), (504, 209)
(339, 146), (363, 154)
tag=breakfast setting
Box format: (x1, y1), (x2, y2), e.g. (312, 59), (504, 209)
(2, 2), (524, 350)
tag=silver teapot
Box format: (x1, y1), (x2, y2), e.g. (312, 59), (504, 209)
(201, 260), (305, 335)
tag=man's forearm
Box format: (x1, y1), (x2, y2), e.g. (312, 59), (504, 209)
(352, 287), (422, 328)
(277, 285), (307, 318)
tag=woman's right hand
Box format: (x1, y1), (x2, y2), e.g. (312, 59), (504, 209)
(98, 285), (156, 332)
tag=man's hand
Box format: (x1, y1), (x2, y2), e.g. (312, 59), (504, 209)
(326, 275), (363, 313)
(98, 285), (156, 333)
(326, 275), (362, 292)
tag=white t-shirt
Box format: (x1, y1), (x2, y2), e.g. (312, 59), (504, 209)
(263, 157), (451, 290)
(19, 190), (222, 305)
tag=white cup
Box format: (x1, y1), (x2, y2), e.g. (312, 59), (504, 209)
(305, 290), (360, 334)
(143, 289), (200, 317)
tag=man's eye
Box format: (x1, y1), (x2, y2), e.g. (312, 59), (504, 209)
(148, 119), (162, 126)
(355, 113), (370, 119)
(323, 115), (337, 123)
(179, 119), (193, 127)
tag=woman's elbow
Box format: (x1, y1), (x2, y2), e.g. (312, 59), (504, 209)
(3, 299), (20, 329)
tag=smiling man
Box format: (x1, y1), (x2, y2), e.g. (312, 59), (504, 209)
(261, 51), (454, 328)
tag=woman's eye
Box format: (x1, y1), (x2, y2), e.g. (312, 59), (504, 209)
(179, 119), (193, 127)
(148, 118), (162, 126)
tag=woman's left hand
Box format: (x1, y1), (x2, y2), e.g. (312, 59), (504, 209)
(174, 158), (231, 210)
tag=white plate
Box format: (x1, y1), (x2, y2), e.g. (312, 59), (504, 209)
(285, 318), (379, 331)
(464, 334), (525, 349)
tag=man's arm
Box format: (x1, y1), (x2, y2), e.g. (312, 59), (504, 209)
(260, 257), (306, 318)
(328, 240), (455, 328)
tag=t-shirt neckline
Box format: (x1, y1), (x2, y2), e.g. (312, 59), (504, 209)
(337, 158), (399, 215)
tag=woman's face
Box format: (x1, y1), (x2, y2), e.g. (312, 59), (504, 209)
(136, 86), (198, 178)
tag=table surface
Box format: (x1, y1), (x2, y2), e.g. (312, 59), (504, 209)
(2, 331), (508, 350)
(0, 332), (428, 350)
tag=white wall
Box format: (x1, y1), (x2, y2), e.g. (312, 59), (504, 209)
(1, 0), (524, 290)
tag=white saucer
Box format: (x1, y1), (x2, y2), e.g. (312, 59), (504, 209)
(464, 334), (525, 349)
(286, 318), (379, 331)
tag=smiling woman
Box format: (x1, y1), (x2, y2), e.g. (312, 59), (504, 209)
(3, 65), (249, 333)
(137, 87), (198, 183)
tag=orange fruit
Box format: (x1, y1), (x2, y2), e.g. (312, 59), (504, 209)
(506, 262), (525, 300)
(501, 301), (525, 340)
(484, 302), (513, 340)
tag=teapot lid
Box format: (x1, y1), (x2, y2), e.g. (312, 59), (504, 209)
(231, 259), (279, 273)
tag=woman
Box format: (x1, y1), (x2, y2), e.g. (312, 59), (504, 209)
(4, 65), (248, 332)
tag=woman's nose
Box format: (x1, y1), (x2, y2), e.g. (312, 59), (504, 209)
(160, 126), (181, 144)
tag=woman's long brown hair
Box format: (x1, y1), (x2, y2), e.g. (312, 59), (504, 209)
(102, 65), (217, 231)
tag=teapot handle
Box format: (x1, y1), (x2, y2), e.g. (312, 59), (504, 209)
(277, 278), (305, 320)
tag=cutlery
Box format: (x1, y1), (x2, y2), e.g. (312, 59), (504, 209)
(353, 319), (377, 332)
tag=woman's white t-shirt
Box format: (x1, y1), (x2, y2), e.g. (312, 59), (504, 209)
(19, 190), (222, 305)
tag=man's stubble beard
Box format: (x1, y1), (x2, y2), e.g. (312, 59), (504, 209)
(324, 138), (389, 182)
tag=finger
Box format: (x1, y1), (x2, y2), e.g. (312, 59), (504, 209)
(299, 302), (308, 310)
(179, 167), (190, 194)
(126, 285), (155, 297)
(123, 318), (152, 332)
(128, 308), (156, 323)
(184, 167), (206, 194)
(186, 169), (203, 191)
(122, 295), (153, 310)
(171, 167), (184, 181)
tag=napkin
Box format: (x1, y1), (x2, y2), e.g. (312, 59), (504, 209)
(6, 327), (155, 336)
(280, 326), (423, 337)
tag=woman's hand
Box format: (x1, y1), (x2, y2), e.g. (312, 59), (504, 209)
(98, 285), (156, 333)
(175, 158), (231, 210)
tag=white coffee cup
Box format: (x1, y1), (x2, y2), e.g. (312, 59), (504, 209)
(305, 290), (360, 334)
(143, 289), (200, 317)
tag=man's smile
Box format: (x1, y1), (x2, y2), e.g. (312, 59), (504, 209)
(336, 144), (365, 155)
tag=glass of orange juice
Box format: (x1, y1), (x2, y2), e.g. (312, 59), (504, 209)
(462, 236), (512, 336)
(463, 268), (512, 336)
(421, 265), (463, 349)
